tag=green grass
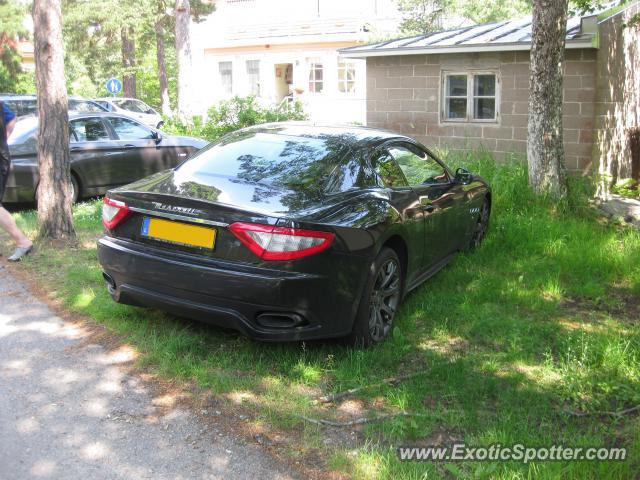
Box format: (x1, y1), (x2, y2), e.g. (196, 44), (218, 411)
(5, 151), (640, 479)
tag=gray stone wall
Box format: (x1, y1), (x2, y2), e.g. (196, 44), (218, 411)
(593, 4), (640, 194)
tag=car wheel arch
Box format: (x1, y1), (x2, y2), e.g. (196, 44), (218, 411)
(379, 234), (408, 289)
(70, 170), (82, 201)
(484, 191), (492, 210)
(34, 170), (82, 203)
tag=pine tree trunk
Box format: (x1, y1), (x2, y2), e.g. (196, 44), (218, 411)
(121, 26), (136, 98)
(32, 0), (76, 241)
(527, 0), (569, 199)
(155, 18), (172, 116)
(175, 0), (192, 120)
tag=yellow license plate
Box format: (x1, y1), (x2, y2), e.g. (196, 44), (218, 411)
(141, 217), (216, 249)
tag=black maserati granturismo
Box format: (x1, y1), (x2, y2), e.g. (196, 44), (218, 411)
(97, 123), (491, 346)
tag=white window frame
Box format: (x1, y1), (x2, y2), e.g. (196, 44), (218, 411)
(441, 71), (500, 124)
(308, 61), (324, 94)
(337, 60), (356, 94)
(219, 61), (233, 96)
(246, 59), (260, 96)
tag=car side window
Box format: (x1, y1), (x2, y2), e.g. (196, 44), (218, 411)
(70, 118), (111, 142)
(132, 100), (152, 113)
(372, 150), (409, 188)
(5, 100), (22, 116)
(96, 101), (114, 112)
(388, 145), (448, 185)
(115, 99), (145, 113)
(70, 100), (104, 113)
(109, 117), (154, 140)
(11, 99), (37, 117)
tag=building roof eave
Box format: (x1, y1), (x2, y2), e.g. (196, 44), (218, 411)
(339, 38), (596, 58)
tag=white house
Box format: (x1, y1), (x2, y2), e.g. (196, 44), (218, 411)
(190, 0), (401, 124)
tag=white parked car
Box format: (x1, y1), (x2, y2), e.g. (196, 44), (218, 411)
(94, 98), (163, 129)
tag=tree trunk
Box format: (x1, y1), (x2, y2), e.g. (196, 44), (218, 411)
(527, 0), (569, 199)
(175, 0), (192, 120)
(32, 0), (75, 241)
(121, 26), (136, 98)
(155, 17), (172, 116)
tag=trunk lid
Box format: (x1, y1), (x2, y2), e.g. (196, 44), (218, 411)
(105, 169), (338, 263)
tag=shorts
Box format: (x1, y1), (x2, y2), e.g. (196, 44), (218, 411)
(0, 158), (9, 204)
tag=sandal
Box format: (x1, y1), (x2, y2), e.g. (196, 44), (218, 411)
(7, 245), (33, 262)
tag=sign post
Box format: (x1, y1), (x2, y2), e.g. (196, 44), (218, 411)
(105, 78), (122, 97)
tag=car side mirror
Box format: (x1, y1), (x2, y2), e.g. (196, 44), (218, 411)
(454, 167), (472, 185)
(153, 131), (163, 144)
(147, 109), (155, 115)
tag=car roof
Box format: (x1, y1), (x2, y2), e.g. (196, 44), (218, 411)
(13, 112), (155, 128)
(67, 111), (147, 121)
(237, 122), (412, 148)
(0, 94), (101, 101)
(95, 97), (142, 101)
(10, 112), (158, 144)
(0, 94), (36, 100)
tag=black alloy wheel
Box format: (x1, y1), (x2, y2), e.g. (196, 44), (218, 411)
(369, 257), (401, 342)
(470, 198), (490, 249)
(348, 247), (402, 347)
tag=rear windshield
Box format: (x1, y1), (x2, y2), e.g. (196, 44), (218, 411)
(8, 117), (38, 145)
(3, 98), (37, 117)
(176, 131), (361, 195)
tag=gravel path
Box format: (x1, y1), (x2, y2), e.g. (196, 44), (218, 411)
(0, 266), (300, 480)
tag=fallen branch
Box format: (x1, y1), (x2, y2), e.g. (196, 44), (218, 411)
(318, 370), (430, 404)
(563, 404), (640, 417)
(296, 411), (423, 427)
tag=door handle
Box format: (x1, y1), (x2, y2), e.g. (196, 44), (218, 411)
(123, 144), (135, 149)
(422, 203), (436, 213)
(70, 147), (81, 152)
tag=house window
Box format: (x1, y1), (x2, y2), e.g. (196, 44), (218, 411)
(219, 61), (233, 95)
(246, 60), (260, 96)
(444, 74), (468, 120)
(308, 62), (323, 93)
(338, 60), (356, 93)
(473, 74), (496, 120)
(443, 72), (498, 122)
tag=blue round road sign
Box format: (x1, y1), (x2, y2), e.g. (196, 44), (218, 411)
(106, 78), (122, 95)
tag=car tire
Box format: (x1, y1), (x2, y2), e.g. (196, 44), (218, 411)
(346, 247), (403, 347)
(70, 174), (80, 203)
(35, 174), (80, 205)
(468, 197), (490, 250)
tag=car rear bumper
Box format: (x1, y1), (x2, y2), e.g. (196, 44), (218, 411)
(97, 236), (363, 341)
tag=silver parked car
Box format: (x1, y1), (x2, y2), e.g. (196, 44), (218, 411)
(94, 98), (164, 129)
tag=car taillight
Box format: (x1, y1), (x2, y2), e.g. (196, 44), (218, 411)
(229, 222), (334, 260)
(102, 197), (131, 230)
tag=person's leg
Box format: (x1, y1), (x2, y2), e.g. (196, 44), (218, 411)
(0, 205), (32, 249)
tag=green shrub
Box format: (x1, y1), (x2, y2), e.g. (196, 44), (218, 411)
(612, 177), (639, 198)
(162, 96), (308, 142)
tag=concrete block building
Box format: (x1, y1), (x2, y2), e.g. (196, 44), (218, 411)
(341, 2), (640, 182)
